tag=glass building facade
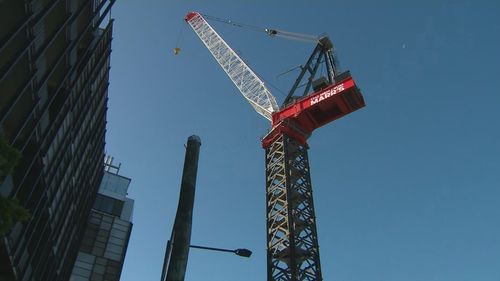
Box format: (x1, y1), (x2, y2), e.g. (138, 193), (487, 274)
(69, 157), (134, 281)
(0, 0), (115, 280)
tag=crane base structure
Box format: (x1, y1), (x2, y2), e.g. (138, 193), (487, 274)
(265, 134), (322, 281)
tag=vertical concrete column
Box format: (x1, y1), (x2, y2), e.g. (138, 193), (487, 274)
(162, 135), (201, 281)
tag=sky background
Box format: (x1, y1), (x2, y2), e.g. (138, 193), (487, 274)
(104, 1), (500, 281)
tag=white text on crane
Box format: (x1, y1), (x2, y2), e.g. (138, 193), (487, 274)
(310, 83), (345, 106)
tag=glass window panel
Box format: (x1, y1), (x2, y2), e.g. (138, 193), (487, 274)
(91, 272), (104, 281)
(113, 219), (129, 227)
(93, 195), (123, 216)
(94, 264), (106, 274)
(77, 252), (96, 263)
(95, 241), (106, 249)
(104, 252), (121, 262)
(106, 244), (122, 254)
(70, 275), (87, 281)
(102, 215), (113, 223)
(101, 222), (112, 230)
(106, 261), (120, 273)
(95, 257), (107, 265)
(110, 229), (127, 239)
(75, 262), (93, 271)
(96, 235), (107, 243)
(108, 237), (124, 246)
(92, 247), (104, 256)
(72, 267), (91, 278)
(112, 223), (129, 232)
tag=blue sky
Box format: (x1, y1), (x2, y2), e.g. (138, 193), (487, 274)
(105, 1), (500, 281)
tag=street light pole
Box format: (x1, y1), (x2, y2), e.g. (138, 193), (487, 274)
(160, 135), (251, 281)
(189, 244), (252, 258)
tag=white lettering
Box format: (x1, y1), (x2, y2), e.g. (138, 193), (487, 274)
(310, 83), (345, 105)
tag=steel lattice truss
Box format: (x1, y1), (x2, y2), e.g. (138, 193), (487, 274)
(265, 134), (322, 281)
(186, 13), (278, 120)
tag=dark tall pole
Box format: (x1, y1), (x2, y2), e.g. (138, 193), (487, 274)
(161, 135), (201, 281)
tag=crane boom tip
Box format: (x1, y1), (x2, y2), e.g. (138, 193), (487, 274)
(185, 11), (199, 22)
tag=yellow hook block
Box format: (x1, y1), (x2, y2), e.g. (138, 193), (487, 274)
(174, 47), (180, 55)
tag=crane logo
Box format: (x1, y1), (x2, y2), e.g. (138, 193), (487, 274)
(310, 83), (345, 106)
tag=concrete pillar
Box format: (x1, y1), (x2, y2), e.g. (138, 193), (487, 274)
(161, 135), (201, 281)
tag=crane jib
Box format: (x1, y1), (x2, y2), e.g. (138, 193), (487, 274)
(184, 11), (278, 121)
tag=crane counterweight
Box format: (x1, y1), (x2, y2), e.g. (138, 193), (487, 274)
(263, 73), (365, 148)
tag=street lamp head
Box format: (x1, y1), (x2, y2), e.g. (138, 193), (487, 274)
(234, 248), (252, 258)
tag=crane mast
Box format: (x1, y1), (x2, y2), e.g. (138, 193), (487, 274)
(265, 134), (322, 280)
(185, 11), (365, 281)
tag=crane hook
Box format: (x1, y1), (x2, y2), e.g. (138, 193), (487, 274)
(266, 29), (278, 36)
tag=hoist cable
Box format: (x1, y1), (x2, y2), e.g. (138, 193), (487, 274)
(174, 20), (188, 55)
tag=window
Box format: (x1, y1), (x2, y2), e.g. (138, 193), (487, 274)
(93, 194), (123, 216)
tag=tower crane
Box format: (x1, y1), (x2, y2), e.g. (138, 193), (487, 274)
(185, 12), (365, 281)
